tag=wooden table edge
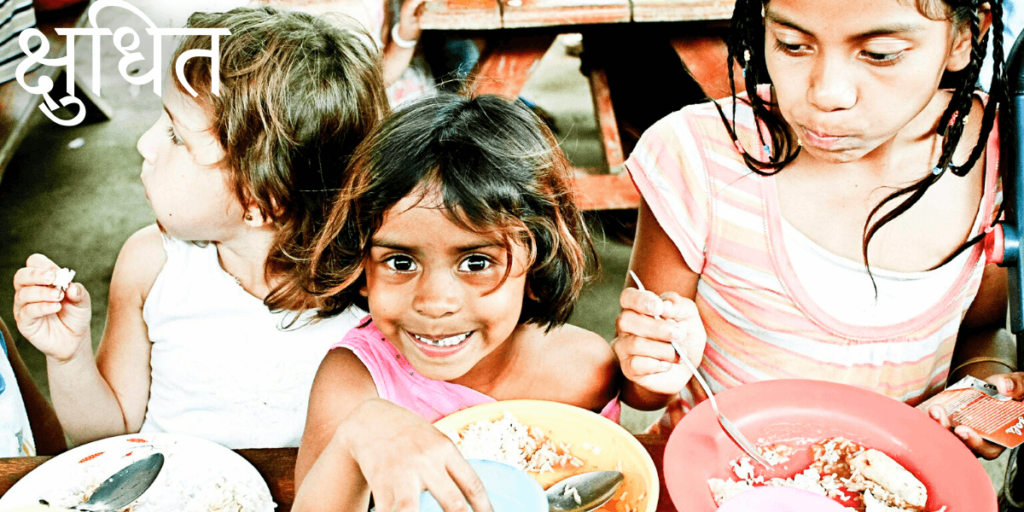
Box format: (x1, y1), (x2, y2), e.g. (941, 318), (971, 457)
(0, 433), (672, 511)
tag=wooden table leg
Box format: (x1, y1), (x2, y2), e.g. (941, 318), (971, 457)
(470, 34), (556, 98)
(580, 27), (703, 156)
(669, 28), (744, 101)
(572, 173), (640, 211)
(587, 66), (624, 169)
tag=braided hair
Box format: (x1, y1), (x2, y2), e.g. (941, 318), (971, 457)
(719, 0), (1006, 282)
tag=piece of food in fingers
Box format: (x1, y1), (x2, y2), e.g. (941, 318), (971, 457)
(52, 268), (75, 292)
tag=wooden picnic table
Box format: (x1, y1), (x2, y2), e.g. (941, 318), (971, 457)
(418, 0), (740, 212)
(419, 0), (734, 30)
(0, 434), (677, 511)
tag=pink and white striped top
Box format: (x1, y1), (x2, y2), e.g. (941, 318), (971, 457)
(624, 96), (1001, 408)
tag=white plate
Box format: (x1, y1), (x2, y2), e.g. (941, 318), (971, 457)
(0, 433), (275, 512)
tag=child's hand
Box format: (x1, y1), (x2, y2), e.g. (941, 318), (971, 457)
(927, 372), (1024, 459)
(12, 254), (92, 362)
(341, 399), (493, 512)
(394, 0), (430, 46)
(613, 287), (706, 396)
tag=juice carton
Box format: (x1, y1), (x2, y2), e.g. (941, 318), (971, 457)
(918, 375), (1024, 448)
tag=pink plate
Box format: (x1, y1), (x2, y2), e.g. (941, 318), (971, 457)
(663, 379), (996, 512)
(715, 487), (848, 512)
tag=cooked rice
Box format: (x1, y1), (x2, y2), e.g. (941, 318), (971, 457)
(758, 444), (794, 466)
(444, 411), (583, 473)
(708, 437), (941, 512)
(445, 412), (647, 512)
(52, 267), (75, 292)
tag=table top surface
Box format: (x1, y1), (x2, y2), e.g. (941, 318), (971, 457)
(0, 434), (678, 512)
(419, 0), (734, 30)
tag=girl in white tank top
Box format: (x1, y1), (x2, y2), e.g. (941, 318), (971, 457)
(11, 7), (388, 449)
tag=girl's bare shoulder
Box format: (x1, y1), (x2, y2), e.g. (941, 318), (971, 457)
(540, 323), (611, 355)
(112, 224), (168, 303)
(523, 324), (620, 411)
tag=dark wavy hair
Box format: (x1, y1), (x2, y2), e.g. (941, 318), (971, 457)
(171, 7), (389, 314)
(720, 0), (1005, 282)
(307, 93), (598, 329)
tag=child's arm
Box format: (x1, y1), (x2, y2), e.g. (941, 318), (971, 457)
(947, 264), (1016, 383)
(928, 263), (1020, 459)
(613, 199), (707, 411)
(12, 225), (165, 445)
(260, 0), (423, 87)
(381, 0), (428, 86)
(293, 348), (492, 512)
(1, 318), (66, 455)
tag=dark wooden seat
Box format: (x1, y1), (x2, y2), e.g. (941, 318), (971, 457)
(0, 1), (110, 179)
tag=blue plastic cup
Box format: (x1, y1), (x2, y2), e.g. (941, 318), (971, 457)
(419, 459), (547, 512)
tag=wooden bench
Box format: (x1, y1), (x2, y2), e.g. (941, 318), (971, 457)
(0, 1), (110, 178)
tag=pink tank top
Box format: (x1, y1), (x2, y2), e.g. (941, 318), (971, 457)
(333, 318), (621, 423)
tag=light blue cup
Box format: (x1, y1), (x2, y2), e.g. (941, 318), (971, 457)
(419, 459), (547, 512)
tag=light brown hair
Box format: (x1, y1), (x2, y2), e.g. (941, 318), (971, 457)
(172, 6), (389, 314)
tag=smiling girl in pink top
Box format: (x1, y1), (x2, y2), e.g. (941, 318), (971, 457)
(291, 93), (620, 512)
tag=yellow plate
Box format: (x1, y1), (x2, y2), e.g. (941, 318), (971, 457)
(434, 400), (658, 512)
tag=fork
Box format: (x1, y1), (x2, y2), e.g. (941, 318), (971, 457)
(628, 271), (772, 468)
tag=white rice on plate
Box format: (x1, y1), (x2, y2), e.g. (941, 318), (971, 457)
(443, 411), (583, 473)
(38, 437), (275, 512)
(707, 437), (946, 512)
(440, 411), (651, 512)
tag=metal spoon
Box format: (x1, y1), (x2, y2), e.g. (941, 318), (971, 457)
(545, 471), (624, 512)
(628, 271), (771, 468)
(42, 452), (165, 512)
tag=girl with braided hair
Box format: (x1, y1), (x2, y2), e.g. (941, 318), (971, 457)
(611, 0), (1017, 459)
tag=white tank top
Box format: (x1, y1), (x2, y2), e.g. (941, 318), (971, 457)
(781, 218), (970, 326)
(0, 332), (35, 456)
(141, 235), (363, 449)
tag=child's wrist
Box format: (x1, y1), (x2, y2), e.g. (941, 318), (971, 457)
(391, 24), (419, 49)
(44, 337), (93, 365)
(950, 357), (1017, 384)
(622, 382), (677, 411)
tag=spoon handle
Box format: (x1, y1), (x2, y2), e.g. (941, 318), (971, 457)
(627, 271), (771, 468)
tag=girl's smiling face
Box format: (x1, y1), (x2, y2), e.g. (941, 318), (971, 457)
(763, 0), (974, 162)
(362, 191), (531, 383)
